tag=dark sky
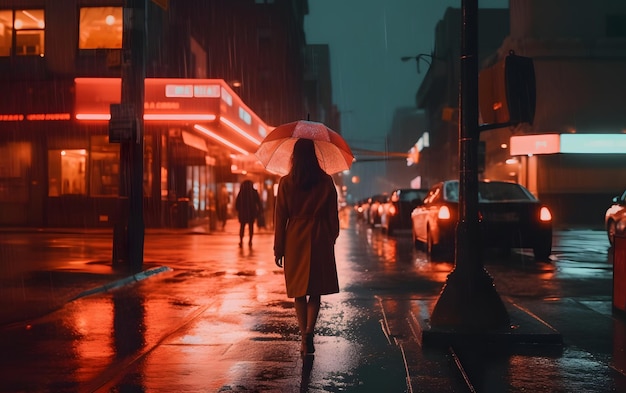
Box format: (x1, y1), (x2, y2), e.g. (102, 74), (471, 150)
(304, 1), (508, 198)
(304, 0), (508, 151)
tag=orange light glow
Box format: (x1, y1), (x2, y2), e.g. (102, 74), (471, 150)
(0, 114), (24, 121)
(0, 113), (71, 121)
(540, 206), (552, 222)
(193, 124), (249, 155)
(26, 113), (71, 121)
(389, 205), (397, 216)
(438, 206), (451, 220)
(510, 134), (560, 156)
(144, 114), (216, 121)
(76, 113), (217, 121)
(220, 117), (262, 145)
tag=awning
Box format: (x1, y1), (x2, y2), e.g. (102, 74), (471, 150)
(182, 130), (208, 152)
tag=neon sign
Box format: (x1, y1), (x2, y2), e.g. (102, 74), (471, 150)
(0, 113), (71, 121)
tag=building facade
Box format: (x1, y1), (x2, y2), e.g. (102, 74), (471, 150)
(481, 0), (626, 227)
(0, 0), (315, 228)
(411, 3), (626, 227)
(413, 7), (510, 190)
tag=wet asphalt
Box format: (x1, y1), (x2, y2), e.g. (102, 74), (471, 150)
(0, 215), (625, 392)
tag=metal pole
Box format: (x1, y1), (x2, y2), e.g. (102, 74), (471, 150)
(428, 0), (509, 330)
(113, 0), (145, 273)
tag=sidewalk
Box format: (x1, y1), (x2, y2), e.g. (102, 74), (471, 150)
(0, 218), (271, 327)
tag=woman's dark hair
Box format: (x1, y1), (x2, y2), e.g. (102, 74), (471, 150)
(241, 179), (254, 191)
(290, 138), (325, 190)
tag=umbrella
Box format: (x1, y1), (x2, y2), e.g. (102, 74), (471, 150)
(255, 120), (354, 175)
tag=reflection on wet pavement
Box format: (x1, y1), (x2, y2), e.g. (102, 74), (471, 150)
(0, 220), (624, 391)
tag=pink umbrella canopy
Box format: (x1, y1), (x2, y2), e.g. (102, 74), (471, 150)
(255, 120), (354, 175)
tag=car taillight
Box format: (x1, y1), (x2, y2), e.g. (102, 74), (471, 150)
(389, 205), (397, 216)
(540, 206), (552, 222)
(438, 206), (451, 220)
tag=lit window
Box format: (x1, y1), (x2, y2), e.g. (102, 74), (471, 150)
(0, 9), (45, 57)
(0, 11), (13, 56)
(48, 149), (88, 196)
(79, 7), (122, 49)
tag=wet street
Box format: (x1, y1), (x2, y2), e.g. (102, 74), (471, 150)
(0, 217), (625, 392)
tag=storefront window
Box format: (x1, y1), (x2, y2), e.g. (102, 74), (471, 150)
(89, 136), (119, 197)
(0, 9), (45, 57)
(79, 7), (122, 49)
(48, 149), (87, 196)
(0, 141), (31, 202)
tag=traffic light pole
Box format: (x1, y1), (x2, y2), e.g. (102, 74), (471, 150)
(112, 0), (146, 273)
(428, 0), (510, 330)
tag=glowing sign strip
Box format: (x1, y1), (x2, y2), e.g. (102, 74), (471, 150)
(144, 114), (216, 121)
(220, 117), (261, 145)
(193, 124), (249, 155)
(76, 114), (110, 120)
(560, 134), (626, 154)
(510, 134), (560, 156)
(76, 113), (217, 121)
(511, 133), (626, 155)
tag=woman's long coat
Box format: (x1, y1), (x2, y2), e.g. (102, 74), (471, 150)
(274, 173), (340, 298)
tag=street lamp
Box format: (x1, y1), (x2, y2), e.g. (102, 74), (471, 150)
(401, 53), (439, 73)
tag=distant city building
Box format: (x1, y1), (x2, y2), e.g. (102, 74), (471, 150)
(481, 0), (626, 226)
(412, 2), (626, 227)
(413, 7), (510, 188)
(385, 108), (428, 190)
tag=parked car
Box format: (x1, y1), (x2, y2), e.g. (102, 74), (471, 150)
(411, 180), (553, 261)
(365, 194), (388, 227)
(354, 198), (369, 221)
(605, 189), (626, 246)
(380, 188), (428, 235)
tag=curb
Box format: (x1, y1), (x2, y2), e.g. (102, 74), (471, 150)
(70, 265), (172, 301)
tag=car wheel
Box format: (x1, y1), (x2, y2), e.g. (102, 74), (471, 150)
(608, 220), (616, 246)
(533, 239), (552, 261)
(412, 229), (422, 250)
(427, 228), (445, 261)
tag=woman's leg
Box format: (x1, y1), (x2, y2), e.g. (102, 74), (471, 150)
(305, 295), (321, 335)
(238, 222), (245, 247)
(302, 295), (320, 354)
(248, 221), (255, 245)
(294, 296), (308, 353)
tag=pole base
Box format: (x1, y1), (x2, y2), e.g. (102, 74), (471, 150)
(429, 267), (510, 331)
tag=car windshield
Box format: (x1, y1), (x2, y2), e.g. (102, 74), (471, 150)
(444, 181), (536, 202)
(399, 190), (425, 202)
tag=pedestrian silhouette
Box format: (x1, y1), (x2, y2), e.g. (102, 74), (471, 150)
(274, 138), (340, 357)
(217, 185), (229, 230)
(235, 180), (262, 248)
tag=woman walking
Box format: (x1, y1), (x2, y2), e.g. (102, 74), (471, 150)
(274, 138), (340, 357)
(235, 180), (262, 247)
